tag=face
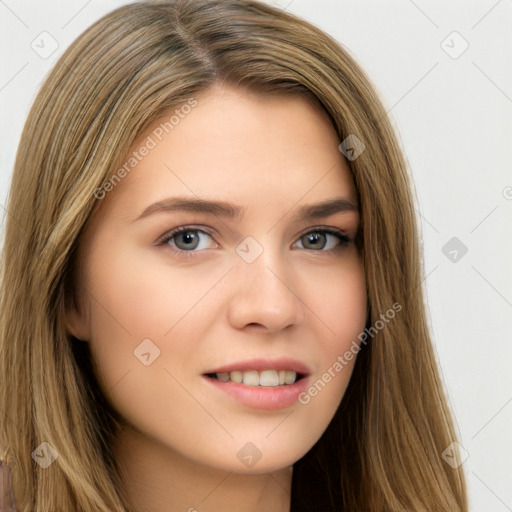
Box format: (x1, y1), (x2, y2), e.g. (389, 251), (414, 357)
(67, 83), (367, 475)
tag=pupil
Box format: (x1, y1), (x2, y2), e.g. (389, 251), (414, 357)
(177, 231), (198, 249)
(305, 232), (325, 249)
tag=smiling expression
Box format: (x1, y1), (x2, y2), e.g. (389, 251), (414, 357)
(67, 82), (368, 474)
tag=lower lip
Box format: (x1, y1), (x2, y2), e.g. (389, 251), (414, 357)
(203, 375), (310, 410)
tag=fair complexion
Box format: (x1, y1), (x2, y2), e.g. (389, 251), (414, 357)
(66, 82), (367, 512)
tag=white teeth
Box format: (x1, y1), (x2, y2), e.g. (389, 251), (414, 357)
(259, 370), (279, 387)
(216, 370), (298, 386)
(284, 371), (296, 385)
(242, 370), (259, 386)
(229, 371), (243, 383)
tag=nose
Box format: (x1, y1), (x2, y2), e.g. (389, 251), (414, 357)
(226, 247), (305, 333)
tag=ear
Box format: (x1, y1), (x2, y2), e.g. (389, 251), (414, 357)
(64, 293), (91, 342)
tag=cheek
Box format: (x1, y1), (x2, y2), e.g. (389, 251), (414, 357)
(307, 252), (367, 350)
(306, 254), (367, 393)
(83, 241), (228, 400)
(288, 253), (366, 419)
(85, 238), (226, 337)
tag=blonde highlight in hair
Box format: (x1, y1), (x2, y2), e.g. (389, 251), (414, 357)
(0, 1), (467, 510)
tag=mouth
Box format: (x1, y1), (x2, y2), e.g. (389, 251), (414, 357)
(203, 369), (306, 387)
(202, 358), (311, 410)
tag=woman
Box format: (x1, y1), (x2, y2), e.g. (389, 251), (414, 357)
(0, 0), (468, 510)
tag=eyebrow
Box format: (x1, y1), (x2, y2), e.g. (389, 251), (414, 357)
(134, 196), (359, 223)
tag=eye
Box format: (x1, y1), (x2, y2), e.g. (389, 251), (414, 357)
(157, 226), (217, 252)
(294, 228), (350, 251)
(156, 225), (351, 257)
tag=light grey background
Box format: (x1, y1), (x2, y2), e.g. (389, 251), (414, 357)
(1, 1), (511, 510)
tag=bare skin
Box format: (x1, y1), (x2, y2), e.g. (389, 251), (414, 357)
(66, 82), (367, 512)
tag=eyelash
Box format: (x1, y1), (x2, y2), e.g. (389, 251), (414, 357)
(155, 225), (351, 258)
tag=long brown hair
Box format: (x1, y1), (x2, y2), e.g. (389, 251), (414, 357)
(0, 0), (467, 510)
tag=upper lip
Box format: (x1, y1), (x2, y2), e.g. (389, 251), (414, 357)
(203, 357), (312, 376)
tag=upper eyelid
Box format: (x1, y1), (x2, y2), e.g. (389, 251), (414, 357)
(155, 225), (216, 245)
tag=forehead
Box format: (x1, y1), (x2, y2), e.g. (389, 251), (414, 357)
(92, 83), (357, 223)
